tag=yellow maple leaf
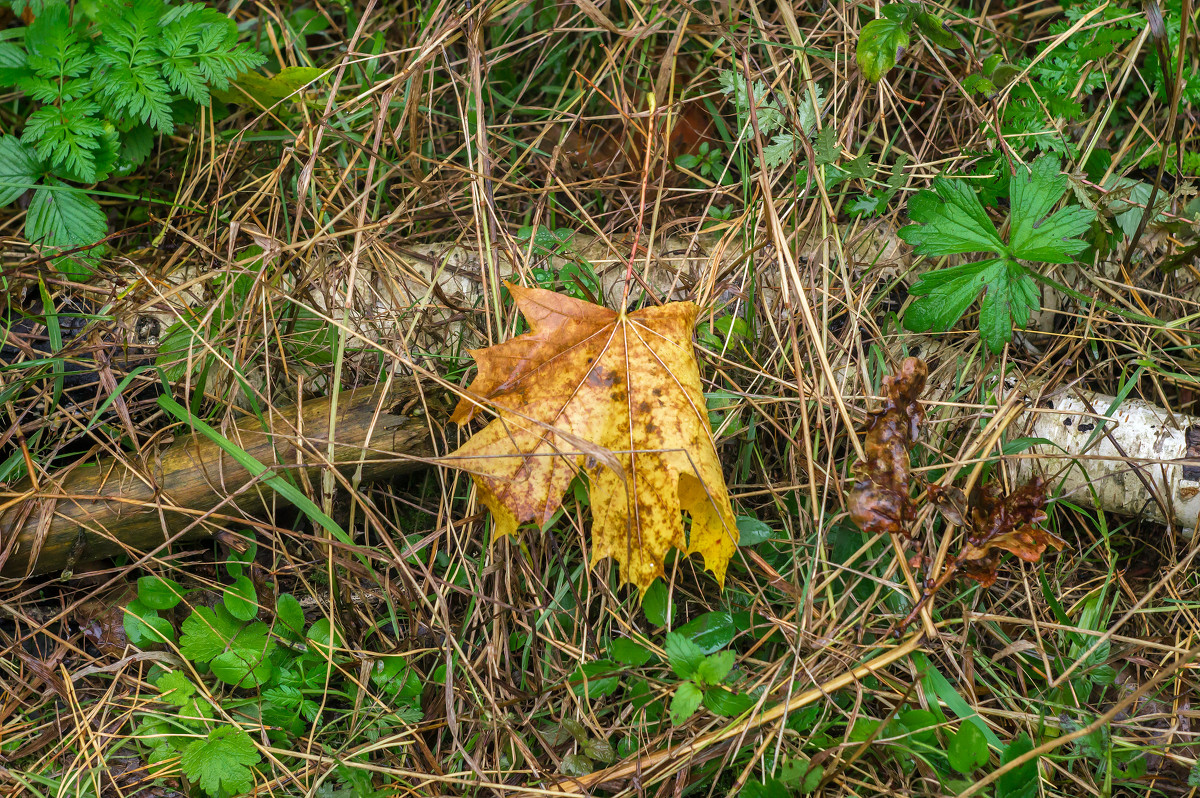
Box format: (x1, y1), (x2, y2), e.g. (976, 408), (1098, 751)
(447, 283), (738, 593)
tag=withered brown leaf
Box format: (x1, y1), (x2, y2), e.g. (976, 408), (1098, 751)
(960, 476), (1065, 587)
(847, 357), (928, 537)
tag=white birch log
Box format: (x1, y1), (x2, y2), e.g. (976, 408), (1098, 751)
(1012, 391), (1200, 534)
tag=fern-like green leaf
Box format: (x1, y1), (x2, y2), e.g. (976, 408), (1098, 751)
(158, 22), (209, 102)
(192, 23), (264, 92)
(95, 0), (175, 131)
(24, 5), (93, 85)
(21, 100), (105, 182)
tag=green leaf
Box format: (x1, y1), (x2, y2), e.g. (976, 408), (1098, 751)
(0, 135), (40, 207)
(905, 257), (1038, 353)
(642, 580), (672, 626)
(703, 685), (757, 717)
(155, 669), (196, 706)
(996, 734), (1040, 798)
(179, 604), (269, 663)
(1103, 176), (1169, 239)
(736, 516), (773, 547)
(180, 725), (260, 797)
(695, 650), (736, 686)
(950, 720), (988, 772)
(664, 631), (706, 679)
(275, 593), (306, 641)
(572, 660), (621, 699)
(916, 12), (959, 49)
(213, 65), (324, 106)
(676, 610), (734, 654)
(902, 259), (992, 335)
(0, 42), (28, 88)
(780, 755), (824, 793)
(1008, 156), (1092, 263)
(211, 647), (275, 688)
(670, 681), (703, 725)
(812, 124), (839, 166)
(223, 575), (258, 621)
(123, 598), (175, 646)
(22, 100), (104, 182)
(25, 180), (107, 250)
(857, 18), (910, 82)
(762, 133), (798, 169)
(977, 260), (1040, 352)
(137, 575), (185, 610)
(611, 637), (653, 667)
(306, 617), (343, 658)
(899, 177), (1004, 256)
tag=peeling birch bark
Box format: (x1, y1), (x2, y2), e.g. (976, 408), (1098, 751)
(1013, 391), (1200, 534)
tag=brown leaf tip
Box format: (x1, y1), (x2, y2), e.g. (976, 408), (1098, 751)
(847, 357), (929, 537)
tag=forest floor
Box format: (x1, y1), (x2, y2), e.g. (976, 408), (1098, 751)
(2, 0), (1200, 796)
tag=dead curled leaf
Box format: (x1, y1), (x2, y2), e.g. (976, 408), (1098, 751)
(446, 282), (738, 594)
(846, 359), (1063, 620)
(847, 357), (928, 537)
(959, 475), (1066, 587)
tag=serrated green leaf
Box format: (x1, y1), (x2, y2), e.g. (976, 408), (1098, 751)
(179, 604), (269, 663)
(22, 100), (104, 183)
(977, 262), (1040, 352)
(813, 124), (839, 166)
(670, 681), (703, 725)
(857, 18), (910, 82)
(899, 178), (1004, 256)
(0, 42), (28, 88)
(905, 257), (1037, 353)
(664, 631), (705, 679)
(180, 725), (260, 797)
(155, 669), (196, 706)
(0, 135), (41, 207)
(1008, 156), (1092, 262)
(762, 133), (798, 169)
(695, 650), (736, 686)
(25, 180), (107, 251)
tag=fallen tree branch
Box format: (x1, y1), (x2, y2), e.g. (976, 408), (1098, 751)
(0, 380), (438, 578)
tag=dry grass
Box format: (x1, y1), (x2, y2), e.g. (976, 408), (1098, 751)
(2, 0), (1199, 796)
